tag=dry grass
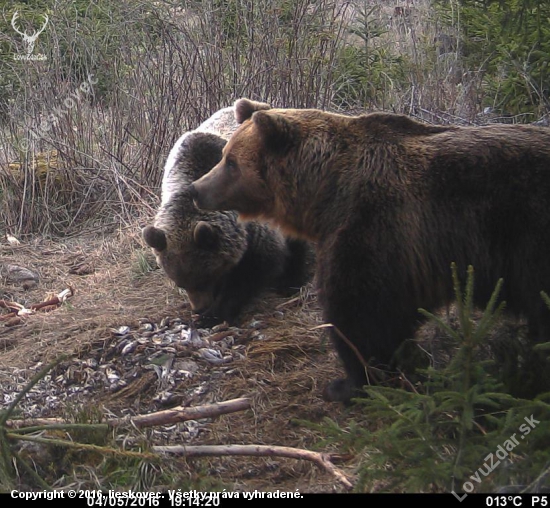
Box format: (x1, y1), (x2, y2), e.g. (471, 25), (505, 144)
(0, 227), (360, 492)
(0, 226), (184, 369)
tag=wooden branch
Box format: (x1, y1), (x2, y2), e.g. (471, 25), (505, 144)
(152, 444), (353, 490)
(6, 433), (157, 460)
(6, 398), (251, 430)
(0, 300), (24, 313)
(0, 312), (18, 322)
(0, 288), (74, 321)
(30, 287), (74, 312)
(4, 398), (353, 489)
(111, 397), (251, 428)
(5, 417), (65, 428)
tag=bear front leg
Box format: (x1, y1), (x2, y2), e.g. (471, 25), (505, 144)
(317, 230), (421, 402)
(321, 299), (419, 402)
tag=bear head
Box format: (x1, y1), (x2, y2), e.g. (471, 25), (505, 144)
(143, 126), (249, 317)
(192, 99), (292, 219)
(190, 99), (317, 237)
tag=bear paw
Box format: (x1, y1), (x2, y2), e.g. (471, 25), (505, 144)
(322, 378), (361, 403)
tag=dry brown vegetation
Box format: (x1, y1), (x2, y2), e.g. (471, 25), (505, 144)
(0, 228), (362, 492)
(0, 0), (496, 236)
(1, 0), (549, 493)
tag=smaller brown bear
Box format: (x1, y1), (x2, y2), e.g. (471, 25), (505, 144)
(190, 98), (550, 401)
(143, 107), (312, 326)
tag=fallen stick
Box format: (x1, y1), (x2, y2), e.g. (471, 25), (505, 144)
(6, 398), (251, 430)
(152, 443), (353, 490)
(5, 398), (352, 488)
(111, 397), (251, 428)
(0, 288), (75, 321)
(0, 300), (25, 313)
(29, 287), (74, 312)
(0, 312), (18, 322)
(5, 417), (65, 428)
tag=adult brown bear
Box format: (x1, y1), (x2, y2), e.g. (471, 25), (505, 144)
(190, 99), (550, 401)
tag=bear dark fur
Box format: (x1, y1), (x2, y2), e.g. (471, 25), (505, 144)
(143, 108), (312, 326)
(191, 98), (550, 401)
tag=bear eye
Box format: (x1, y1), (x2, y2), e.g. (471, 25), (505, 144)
(225, 156), (239, 173)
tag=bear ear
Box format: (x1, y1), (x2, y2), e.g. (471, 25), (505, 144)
(193, 221), (219, 250)
(235, 98), (271, 124)
(253, 111), (295, 152)
(142, 226), (167, 251)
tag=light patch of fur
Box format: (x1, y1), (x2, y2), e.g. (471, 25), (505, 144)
(162, 107), (238, 206)
(195, 106), (238, 139)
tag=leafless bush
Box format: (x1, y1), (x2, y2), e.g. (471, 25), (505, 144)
(0, 0), (353, 236)
(0, 0), (487, 237)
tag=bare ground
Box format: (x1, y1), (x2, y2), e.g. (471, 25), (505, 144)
(0, 227), (359, 493)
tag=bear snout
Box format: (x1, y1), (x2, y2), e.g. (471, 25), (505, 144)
(188, 183), (208, 210)
(188, 183), (198, 202)
(186, 288), (214, 315)
(189, 179), (221, 211)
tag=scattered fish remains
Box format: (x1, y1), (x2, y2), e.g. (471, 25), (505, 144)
(1, 316), (267, 428)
